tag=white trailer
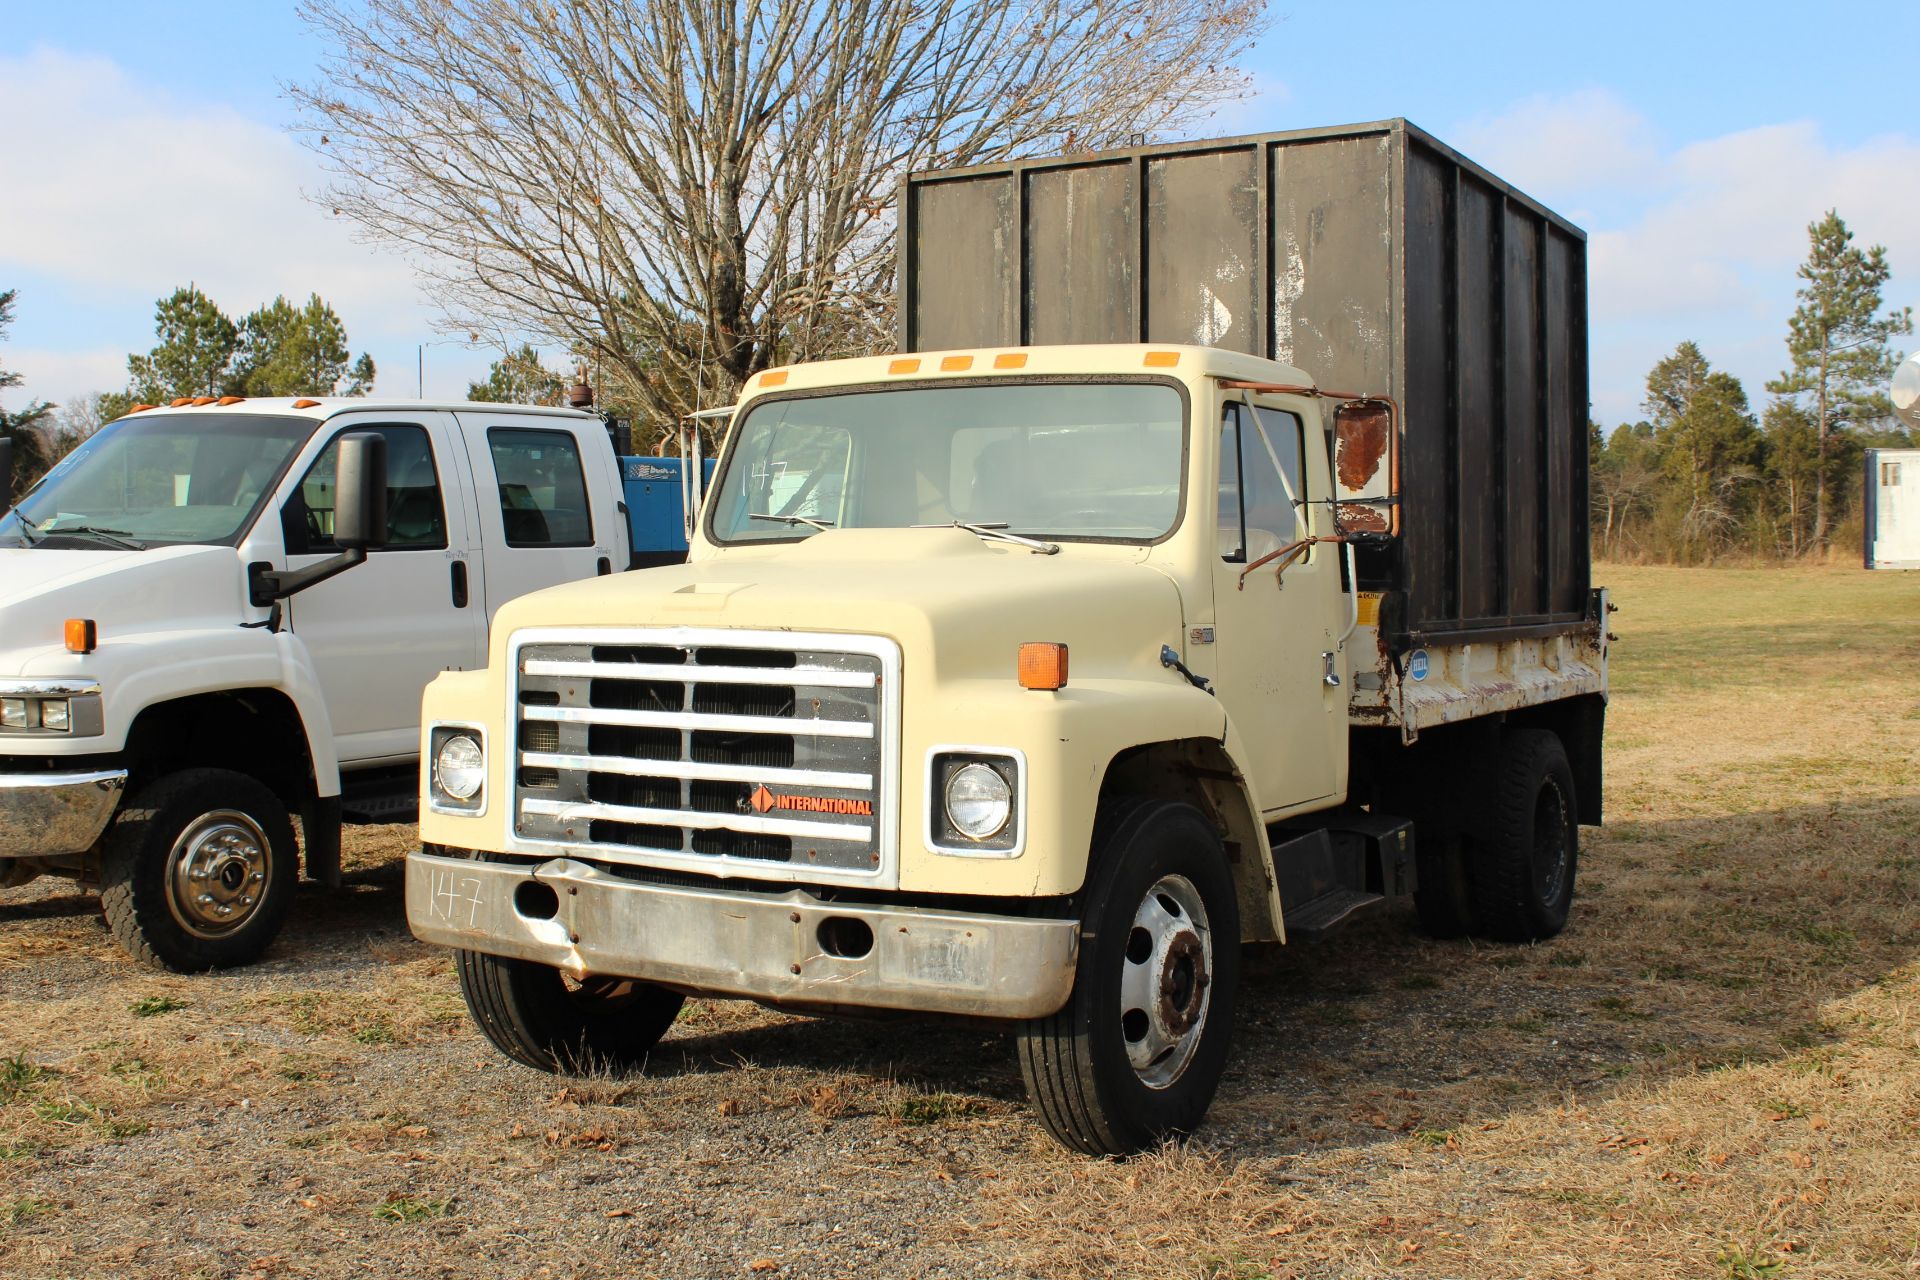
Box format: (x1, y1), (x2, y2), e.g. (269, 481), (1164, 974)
(1865, 448), (1920, 570)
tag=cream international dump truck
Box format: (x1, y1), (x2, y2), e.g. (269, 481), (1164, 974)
(405, 120), (1609, 1155)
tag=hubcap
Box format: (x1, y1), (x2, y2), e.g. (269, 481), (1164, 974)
(165, 810), (273, 939)
(1118, 874), (1213, 1089)
(1534, 778), (1571, 903)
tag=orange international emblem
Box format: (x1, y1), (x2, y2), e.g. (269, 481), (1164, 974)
(748, 784), (872, 818)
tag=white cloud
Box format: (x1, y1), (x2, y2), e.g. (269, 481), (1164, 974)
(0, 348), (126, 408)
(0, 48), (491, 407)
(1454, 88), (1662, 201)
(1455, 91), (1920, 425)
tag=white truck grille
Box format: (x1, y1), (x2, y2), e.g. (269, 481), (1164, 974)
(508, 628), (898, 884)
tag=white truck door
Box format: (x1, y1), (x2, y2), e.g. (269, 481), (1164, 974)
(277, 413), (485, 764)
(1207, 396), (1343, 813)
(453, 412), (617, 617)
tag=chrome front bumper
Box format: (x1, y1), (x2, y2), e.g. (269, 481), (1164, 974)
(0, 769), (127, 858)
(406, 851), (1080, 1020)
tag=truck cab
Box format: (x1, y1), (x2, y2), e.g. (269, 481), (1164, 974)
(404, 343), (1607, 1154)
(0, 396), (630, 970)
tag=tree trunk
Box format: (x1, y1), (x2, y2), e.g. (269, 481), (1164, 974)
(1810, 344), (1831, 552)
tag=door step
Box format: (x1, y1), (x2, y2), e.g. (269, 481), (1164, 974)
(1283, 888), (1387, 939)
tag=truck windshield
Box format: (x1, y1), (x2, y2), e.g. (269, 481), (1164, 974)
(1, 413), (314, 550)
(709, 381), (1186, 544)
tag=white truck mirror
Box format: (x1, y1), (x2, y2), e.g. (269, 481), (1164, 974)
(332, 432), (390, 550)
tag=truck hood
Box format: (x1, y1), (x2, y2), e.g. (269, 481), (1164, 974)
(0, 545), (245, 670)
(491, 528), (1188, 682)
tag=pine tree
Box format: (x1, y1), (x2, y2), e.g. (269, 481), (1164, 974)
(126, 286), (239, 400)
(0, 288), (58, 484)
(1765, 211), (1913, 550)
(467, 345), (567, 405)
(1644, 342), (1760, 555)
(231, 294), (375, 397)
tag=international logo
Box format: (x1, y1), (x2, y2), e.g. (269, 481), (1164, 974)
(749, 784), (872, 817)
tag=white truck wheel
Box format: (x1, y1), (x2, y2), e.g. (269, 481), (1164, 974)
(100, 768), (298, 971)
(1017, 799), (1240, 1156)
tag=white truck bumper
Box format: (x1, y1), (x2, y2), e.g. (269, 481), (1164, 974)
(0, 768), (127, 859)
(406, 850), (1080, 1020)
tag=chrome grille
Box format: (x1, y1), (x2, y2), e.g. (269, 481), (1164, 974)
(509, 630), (895, 882)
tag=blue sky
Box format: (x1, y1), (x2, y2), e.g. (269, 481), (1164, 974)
(3, 1), (1917, 426)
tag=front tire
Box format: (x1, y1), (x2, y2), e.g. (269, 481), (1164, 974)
(100, 768), (298, 971)
(1472, 729), (1578, 942)
(1017, 800), (1240, 1156)
(457, 949), (685, 1074)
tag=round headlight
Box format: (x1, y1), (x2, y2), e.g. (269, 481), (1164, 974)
(435, 733), (485, 802)
(945, 762), (1011, 840)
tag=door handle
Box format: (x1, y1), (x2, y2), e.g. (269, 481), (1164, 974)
(450, 559), (469, 608)
(596, 556), (612, 576)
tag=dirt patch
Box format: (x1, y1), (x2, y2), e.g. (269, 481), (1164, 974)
(3, 564), (1918, 1278)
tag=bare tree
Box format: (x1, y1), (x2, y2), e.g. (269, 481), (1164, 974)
(291, 0), (1267, 434)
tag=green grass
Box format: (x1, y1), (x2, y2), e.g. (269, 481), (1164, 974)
(1, 1053), (47, 1100)
(130, 996), (186, 1017)
(4, 1197), (56, 1227)
(373, 1194), (453, 1223)
(891, 1092), (983, 1125)
(1603, 563), (1920, 699)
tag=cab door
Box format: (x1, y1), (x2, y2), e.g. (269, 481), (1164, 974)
(1206, 395), (1344, 813)
(453, 413), (618, 618)
(277, 413), (484, 764)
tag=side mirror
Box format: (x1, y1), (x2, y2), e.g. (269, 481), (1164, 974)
(332, 432), (389, 550)
(1332, 398), (1400, 538)
(0, 438), (13, 516)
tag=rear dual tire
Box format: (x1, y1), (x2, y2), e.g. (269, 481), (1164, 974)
(1410, 727), (1578, 943)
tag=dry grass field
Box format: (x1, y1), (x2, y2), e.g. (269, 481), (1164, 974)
(2, 563), (1916, 1279)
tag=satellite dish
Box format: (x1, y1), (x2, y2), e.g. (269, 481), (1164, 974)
(1895, 352), (1920, 430)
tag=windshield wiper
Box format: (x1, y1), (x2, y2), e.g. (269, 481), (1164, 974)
(750, 512), (836, 532)
(912, 520), (1059, 555)
(50, 524), (146, 550)
(8, 509), (44, 546)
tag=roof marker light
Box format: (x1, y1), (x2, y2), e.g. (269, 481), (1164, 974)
(217, 395), (245, 406)
(292, 399), (322, 409)
(888, 357), (920, 375)
(170, 398), (194, 408)
(994, 353), (1028, 369)
(940, 355), (973, 372)
(1143, 351), (1181, 368)
(759, 370), (789, 388)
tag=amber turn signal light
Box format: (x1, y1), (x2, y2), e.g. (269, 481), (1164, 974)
(65, 618), (97, 654)
(1017, 642), (1068, 690)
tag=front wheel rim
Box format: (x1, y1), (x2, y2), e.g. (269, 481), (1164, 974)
(1118, 874), (1213, 1090)
(164, 810), (274, 939)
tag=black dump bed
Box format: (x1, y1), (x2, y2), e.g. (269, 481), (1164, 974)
(898, 118), (1592, 646)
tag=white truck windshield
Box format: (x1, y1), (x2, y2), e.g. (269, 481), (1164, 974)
(1, 413), (314, 549)
(709, 381), (1186, 544)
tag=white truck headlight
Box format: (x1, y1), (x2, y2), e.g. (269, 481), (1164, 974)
(946, 763), (1011, 838)
(430, 727), (486, 809)
(928, 750), (1025, 856)
(0, 698), (26, 729)
(38, 699), (70, 731)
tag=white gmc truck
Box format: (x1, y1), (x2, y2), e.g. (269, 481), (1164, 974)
(0, 396), (632, 970)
